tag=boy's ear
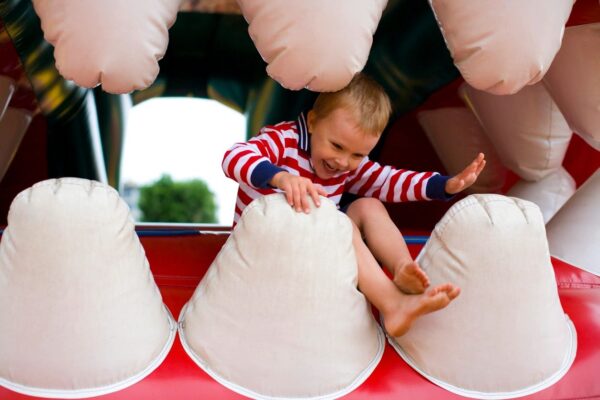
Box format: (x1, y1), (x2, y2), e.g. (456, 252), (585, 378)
(307, 109), (315, 133)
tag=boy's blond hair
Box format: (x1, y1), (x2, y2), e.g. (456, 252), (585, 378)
(311, 73), (392, 137)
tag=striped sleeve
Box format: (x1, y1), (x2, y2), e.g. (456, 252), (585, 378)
(344, 158), (452, 202)
(222, 126), (287, 189)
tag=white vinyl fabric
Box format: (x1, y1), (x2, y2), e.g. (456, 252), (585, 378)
(388, 194), (576, 399)
(417, 107), (507, 194)
(179, 194), (384, 400)
(429, 0), (573, 95)
(0, 178), (176, 398)
(547, 170), (600, 276)
(238, 0), (387, 92)
(32, 0), (180, 94)
(543, 23), (600, 150)
(461, 82), (572, 181)
(0, 108), (32, 183)
(507, 167), (576, 224)
(0, 75), (15, 120)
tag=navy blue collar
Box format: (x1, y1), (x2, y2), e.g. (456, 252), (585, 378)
(296, 112), (310, 152)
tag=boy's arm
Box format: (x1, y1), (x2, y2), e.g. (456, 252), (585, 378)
(345, 158), (453, 202)
(222, 127), (287, 189)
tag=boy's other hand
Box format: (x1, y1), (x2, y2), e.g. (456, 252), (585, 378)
(445, 153), (486, 195)
(270, 171), (327, 213)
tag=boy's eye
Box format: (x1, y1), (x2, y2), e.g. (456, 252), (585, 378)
(332, 143), (343, 150)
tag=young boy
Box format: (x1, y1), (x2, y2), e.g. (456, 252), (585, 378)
(222, 73), (486, 337)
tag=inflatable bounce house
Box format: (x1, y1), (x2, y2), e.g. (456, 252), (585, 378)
(1, 0), (600, 399)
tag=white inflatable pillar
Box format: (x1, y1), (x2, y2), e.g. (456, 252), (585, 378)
(547, 170), (600, 276)
(507, 167), (576, 224)
(543, 23), (600, 150)
(0, 178), (175, 398)
(429, 0), (573, 94)
(389, 194), (576, 398)
(461, 82), (572, 181)
(179, 194), (384, 399)
(238, 0), (387, 91)
(32, 0), (181, 93)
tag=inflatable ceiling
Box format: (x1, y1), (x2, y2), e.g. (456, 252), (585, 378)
(0, 0), (599, 399)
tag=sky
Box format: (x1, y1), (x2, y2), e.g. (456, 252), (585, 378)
(120, 98), (246, 224)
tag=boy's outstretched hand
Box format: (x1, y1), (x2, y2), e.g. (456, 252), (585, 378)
(445, 153), (486, 195)
(270, 171), (327, 213)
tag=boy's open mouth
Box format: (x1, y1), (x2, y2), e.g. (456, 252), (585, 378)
(324, 160), (338, 173)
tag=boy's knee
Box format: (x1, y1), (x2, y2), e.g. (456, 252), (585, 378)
(347, 198), (386, 218)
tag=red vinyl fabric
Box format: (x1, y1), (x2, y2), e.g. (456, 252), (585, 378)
(1, 231), (599, 400)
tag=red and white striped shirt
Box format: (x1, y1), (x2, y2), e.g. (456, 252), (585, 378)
(222, 113), (449, 224)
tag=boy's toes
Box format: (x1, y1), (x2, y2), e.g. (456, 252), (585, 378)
(448, 286), (461, 300)
(393, 261), (430, 294)
(428, 283), (461, 301)
(406, 262), (430, 287)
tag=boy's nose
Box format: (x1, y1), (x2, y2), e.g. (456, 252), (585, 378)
(336, 156), (349, 169)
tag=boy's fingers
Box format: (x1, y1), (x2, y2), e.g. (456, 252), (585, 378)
(476, 159), (486, 175)
(470, 154), (482, 167)
(303, 195), (312, 213)
(314, 184), (326, 202)
(293, 186), (302, 212)
(296, 181), (308, 213)
(315, 184), (327, 196)
(300, 186), (312, 213)
(283, 184), (293, 206)
(283, 179), (324, 212)
(310, 186), (321, 208)
(460, 164), (473, 177)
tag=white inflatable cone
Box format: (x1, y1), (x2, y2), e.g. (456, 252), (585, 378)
(547, 170), (600, 276)
(179, 194), (384, 400)
(388, 194), (576, 399)
(507, 167), (576, 224)
(543, 23), (600, 150)
(32, 0), (181, 93)
(460, 82), (572, 182)
(0, 178), (175, 398)
(429, 0), (572, 95)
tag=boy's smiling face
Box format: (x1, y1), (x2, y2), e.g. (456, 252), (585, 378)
(307, 107), (380, 180)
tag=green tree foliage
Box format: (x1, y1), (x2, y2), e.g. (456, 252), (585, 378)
(138, 174), (217, 223)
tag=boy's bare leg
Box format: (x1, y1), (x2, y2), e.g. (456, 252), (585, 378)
(351, 222), (460, 337)
(346, 198), (429, 294)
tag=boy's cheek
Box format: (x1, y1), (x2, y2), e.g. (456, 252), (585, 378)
(349, 160), (361, 171)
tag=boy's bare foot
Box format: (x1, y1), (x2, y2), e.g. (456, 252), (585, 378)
(393, 261), (430, 294)
(382, 283), (461, 338)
